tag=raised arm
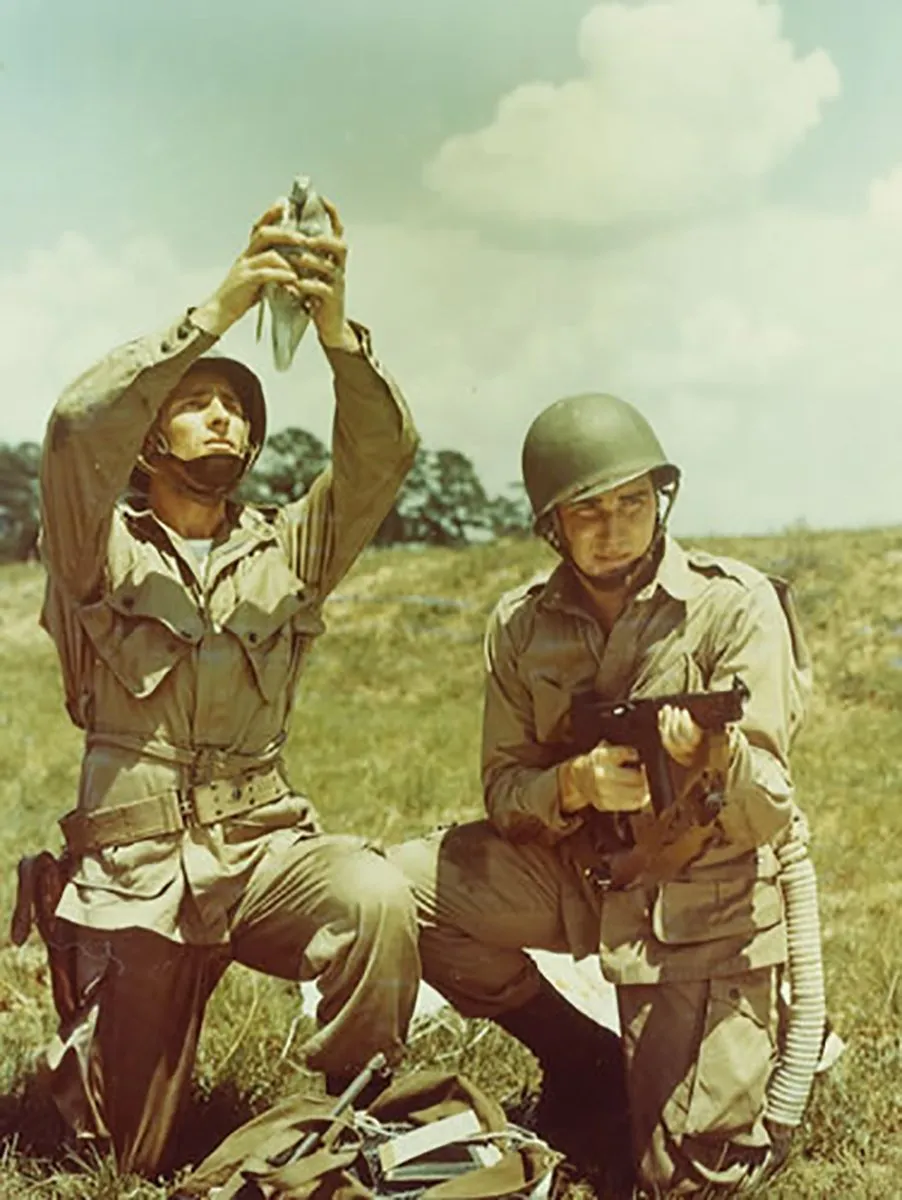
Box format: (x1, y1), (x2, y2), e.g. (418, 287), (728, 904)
(40, 317), (216, 599)
(276, 200), (419, 596)
(41, 203), (309, 600)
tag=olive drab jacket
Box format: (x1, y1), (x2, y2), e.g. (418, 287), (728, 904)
(39, 311), (418, 944)
(482, 536), (813, 986)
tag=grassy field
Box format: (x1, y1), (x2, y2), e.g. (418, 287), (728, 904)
(0, 527), (900, 1197)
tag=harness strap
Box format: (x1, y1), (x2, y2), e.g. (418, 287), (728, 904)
(594, 730), (732, 890)
(85, 731), (286, 778)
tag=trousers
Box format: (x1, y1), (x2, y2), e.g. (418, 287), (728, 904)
(390, 822), (781, 1195)
(47, 832), (420, 1178)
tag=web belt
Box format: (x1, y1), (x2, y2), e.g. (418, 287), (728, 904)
(59, 762), (291, 854)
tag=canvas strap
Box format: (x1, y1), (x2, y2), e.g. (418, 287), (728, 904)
(597, 730), (732, 890)
(59, 762), (291, 854)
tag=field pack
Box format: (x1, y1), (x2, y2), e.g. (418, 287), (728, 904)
(169, 1069), (560, 1200)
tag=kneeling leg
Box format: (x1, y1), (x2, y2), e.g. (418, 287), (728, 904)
(48, 921), (226, 1177)
(620, 968), (781, 1196)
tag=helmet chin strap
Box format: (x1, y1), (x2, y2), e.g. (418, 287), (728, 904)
(153, 452), (247, 505)
(549, 481), (679, 598)
(570, 526), (664, 595)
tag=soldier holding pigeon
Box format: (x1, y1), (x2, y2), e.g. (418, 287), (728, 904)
(24, 194), (420, 1176)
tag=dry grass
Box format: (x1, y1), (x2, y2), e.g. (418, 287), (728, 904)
(0, 528), (899, 1197)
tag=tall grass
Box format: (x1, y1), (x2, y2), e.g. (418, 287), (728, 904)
(0, 529), (899, 1196)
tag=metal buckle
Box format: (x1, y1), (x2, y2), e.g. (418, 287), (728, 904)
(179, 747), (225, 828)
(584, 862), (614, 892)
(177, 788), (197, 827)
(190, 746), (231, 785)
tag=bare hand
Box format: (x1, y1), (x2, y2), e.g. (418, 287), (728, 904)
(190, 202), (314, 338)
(658, 705), (704, 767)
(559, 743), (651, 814)
(279, 195), (354, 350)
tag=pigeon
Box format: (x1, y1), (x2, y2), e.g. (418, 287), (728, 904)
(256, 176), (333, 371)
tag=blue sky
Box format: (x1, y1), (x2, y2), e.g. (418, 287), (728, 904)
(3, 0), (902, 534)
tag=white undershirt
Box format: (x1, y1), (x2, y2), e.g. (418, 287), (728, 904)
(185, 537), (213, 578)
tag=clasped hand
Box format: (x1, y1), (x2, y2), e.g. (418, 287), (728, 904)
(191, 198), (352, 348)
(558, 704), (704, 815)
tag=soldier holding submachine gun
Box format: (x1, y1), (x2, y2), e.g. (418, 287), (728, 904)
(394, 393), (826, 1196)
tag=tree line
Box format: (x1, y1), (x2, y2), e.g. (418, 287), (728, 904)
(0, 430), (531, 563)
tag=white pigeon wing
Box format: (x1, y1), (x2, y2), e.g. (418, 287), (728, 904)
(258, 177), (332, 372)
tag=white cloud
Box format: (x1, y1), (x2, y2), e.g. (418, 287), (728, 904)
(6, 170), (902, 536)
(345, 190), (902, 535)
(868, 165), (902, 222)
(424, 0), (840, 225)
(0, 234), (216, 445)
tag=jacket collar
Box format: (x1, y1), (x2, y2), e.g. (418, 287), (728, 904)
(120, 495), (278, 582)
(538, 534), (698, 617)
(634, 535), (699, 603)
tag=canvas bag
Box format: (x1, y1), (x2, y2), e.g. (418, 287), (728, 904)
(170, 1070), (560, 1200)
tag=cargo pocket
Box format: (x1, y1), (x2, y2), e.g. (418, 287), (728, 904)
(652, 876), (784, 946)
(70, 836), (181, 899)
(680, 970), (777, 1138)
(226, 593), (325, 703)
(78, 579), (202, 699)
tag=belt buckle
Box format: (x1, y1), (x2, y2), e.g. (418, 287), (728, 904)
(181, 746), (230, 827)
(177, 788), (198, 827)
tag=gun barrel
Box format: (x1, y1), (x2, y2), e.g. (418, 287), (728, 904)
(573, 677), (748, 738)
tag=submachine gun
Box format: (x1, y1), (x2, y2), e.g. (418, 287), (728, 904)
(569, 675), (750, 889)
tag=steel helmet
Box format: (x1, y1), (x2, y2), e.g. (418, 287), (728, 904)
(521, 392), (680, 525)
(195, 352), (267, 460)
(132, 352), (267, 493)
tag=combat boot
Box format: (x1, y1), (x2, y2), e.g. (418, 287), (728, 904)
(495, 979), (634, 1193)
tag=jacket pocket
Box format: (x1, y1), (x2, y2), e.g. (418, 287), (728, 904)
(630, 647), (702, 701)
(652, 875), (783, 946)
(78, 575), (203, 699)
(221, 791), (320, 845)
(225, 594), (325, 703)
